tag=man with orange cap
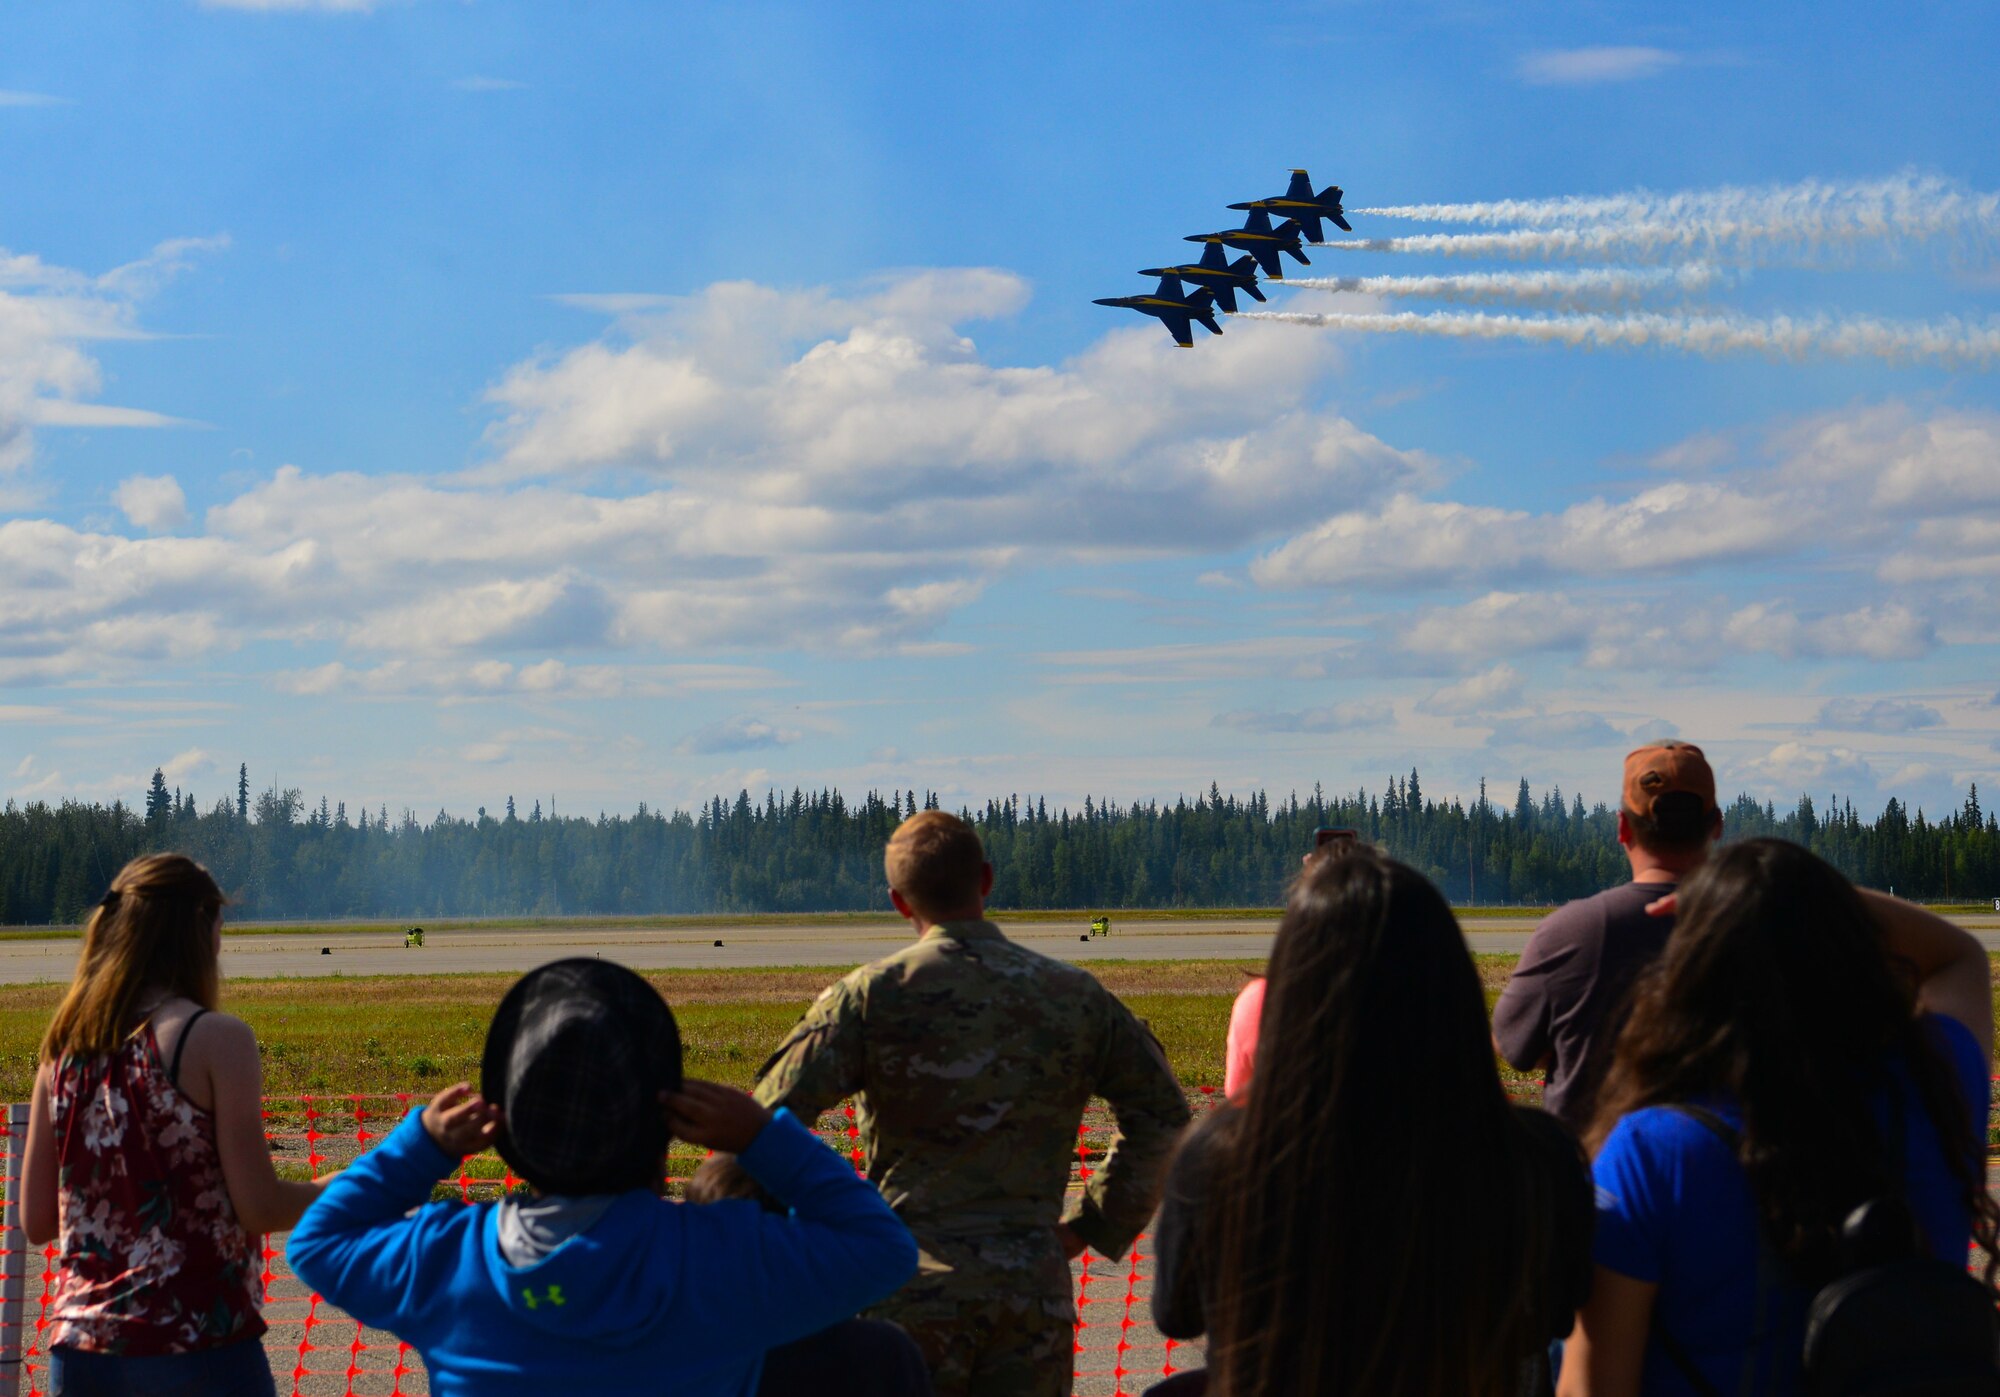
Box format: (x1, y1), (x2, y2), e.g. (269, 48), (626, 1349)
(1493, 742), (1723, 1131)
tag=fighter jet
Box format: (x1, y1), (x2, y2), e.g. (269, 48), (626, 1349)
(1093, 275), (1223, 348)
(1182, 208), (1310, 280)
(1229, 169), (1352, 243)
(1137, 241), (1266, 315)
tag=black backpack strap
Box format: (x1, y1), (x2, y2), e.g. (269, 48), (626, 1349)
(168, 1007), (211, 1088)
(1654, 1325), (1723, 1397)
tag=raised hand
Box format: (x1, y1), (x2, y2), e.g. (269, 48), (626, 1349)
(421, 1082), (502, 1158)
(662, 1080), (773, 1154)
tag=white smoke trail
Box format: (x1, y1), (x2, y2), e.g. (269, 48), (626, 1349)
(1338, 174), (2000, 263)
(1356, 173), (2000, 236)
(1312, 221), (1957, 262)
(1233, 307), (2000, 367)
(1285, 264), (1721, 308)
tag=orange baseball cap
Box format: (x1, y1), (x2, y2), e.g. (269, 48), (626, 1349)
(1622, 741), (1717, 817)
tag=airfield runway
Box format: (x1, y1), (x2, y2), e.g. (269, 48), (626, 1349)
(2, 913), (1998, 983)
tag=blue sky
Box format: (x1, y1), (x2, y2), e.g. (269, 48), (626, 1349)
(4, 0), (1999, 821)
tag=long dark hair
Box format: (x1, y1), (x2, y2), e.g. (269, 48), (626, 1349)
(1590, 838), (1998, 1285)
(1204, 846), (1567, 1397)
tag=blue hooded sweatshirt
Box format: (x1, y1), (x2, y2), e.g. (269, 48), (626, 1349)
(288, 1107), (918, 1397)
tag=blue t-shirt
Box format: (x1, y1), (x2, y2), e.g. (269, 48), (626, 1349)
(1591, 1015), (1989, 1397)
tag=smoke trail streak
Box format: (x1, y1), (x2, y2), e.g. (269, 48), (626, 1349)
(1310, 219), (1980, 262)
(1355, 173), (2000, 239)
(1285, 264), (1721, 308)
(1233, 307), (2000, 367)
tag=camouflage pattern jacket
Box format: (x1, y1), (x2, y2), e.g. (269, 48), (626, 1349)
(753, 920), (1191, 1263)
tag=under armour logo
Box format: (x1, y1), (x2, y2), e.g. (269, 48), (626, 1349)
(520, 1285), (566, 1310)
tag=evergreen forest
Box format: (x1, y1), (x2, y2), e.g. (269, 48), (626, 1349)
(2, 765), (1996, 925)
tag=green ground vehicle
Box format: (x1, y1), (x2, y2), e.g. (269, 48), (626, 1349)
(1089, 916), (1110, 939)
(404, 927), (425, 948)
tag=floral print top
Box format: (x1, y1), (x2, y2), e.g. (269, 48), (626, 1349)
(46, 1022), (266, 1355)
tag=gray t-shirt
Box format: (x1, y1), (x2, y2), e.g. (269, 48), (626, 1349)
(1492, 882), (1676, 1130)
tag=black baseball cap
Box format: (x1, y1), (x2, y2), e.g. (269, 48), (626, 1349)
(480, 958), (683, 1195)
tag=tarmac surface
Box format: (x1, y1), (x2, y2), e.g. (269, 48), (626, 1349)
(2, 913), (1997, 983)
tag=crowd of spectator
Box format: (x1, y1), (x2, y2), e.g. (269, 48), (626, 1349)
(17, 741), (1997, 1396)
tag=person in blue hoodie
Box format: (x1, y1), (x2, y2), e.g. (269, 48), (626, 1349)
(287, 958), (919, 1397)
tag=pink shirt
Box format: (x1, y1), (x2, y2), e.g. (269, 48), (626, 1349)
(1224, 976), (1266, 1102)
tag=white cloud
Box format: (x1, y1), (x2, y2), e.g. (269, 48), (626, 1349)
(677, 715), (804, 755)
(1399, 592), (1598, 661)
(1, 236), (221, 483)
(1517, 47), (1683, 86)
(1416, 663), (1524, 716)
(1256, 404), (2000, 598)
(161, 747), (215, 782)
(1742, 741), (1876, 792)
(6, 753), (63, 799)
(0, 272), (1439, 688)
(1813, 697), (1944, 733)
(1211, 701), (1392, 734)
(1485, 711), (1626, 748)
(113, 474), (190, 533)
(0, 91), (68, 107)
(1391, 591), (1940, 669)
(1037, 636), (1354, 685)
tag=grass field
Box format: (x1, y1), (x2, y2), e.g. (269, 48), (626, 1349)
(0, 906), (1562, 940)
(0, 957), (1534, 1106)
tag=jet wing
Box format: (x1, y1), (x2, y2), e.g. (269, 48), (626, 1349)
(1157, 312), (1195, 348)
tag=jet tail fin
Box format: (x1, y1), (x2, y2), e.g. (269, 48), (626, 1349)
(1331, 212), (1353, 232)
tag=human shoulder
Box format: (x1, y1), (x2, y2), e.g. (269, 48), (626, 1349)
(1597, 1101), (1738, 1177)
(1917, 1013), (1989, 1113)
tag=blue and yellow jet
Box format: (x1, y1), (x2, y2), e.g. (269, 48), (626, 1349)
(1182, 207), (1310, 280)
(1137, 241), (1266, 315)
(1093, 274), (1223, 348)
(1228, 169), (1352, 243)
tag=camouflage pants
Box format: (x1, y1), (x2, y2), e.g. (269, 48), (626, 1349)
(874, 1238), (1074, 1397)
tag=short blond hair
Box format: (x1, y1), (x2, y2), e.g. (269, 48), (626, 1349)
(884, 811), (986, 918)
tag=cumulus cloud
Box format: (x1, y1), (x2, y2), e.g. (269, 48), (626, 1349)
(1516, 47), (1682, 86)
(1744, 741), (1876, 792)
(1256, 403), (2000, 597)
(677, 715), (804, 754)
(1210, 701), (1392, 734)
(1415, 663), (1524, 716)
(113, 474), (189, 533)
(1813, 697), (1944, 733)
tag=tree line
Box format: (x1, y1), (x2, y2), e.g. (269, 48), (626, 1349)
(0, 764), (1994, 925)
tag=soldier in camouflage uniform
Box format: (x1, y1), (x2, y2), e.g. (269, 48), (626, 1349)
(754, 811), (1191, 1397)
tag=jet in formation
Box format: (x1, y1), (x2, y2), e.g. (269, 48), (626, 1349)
(1092, 275), (1222, 348)
(1095, 168), (1347, 347)
(1137, 241), (1267, 315)
(1182, 207), (1311, 280)
(1229, 169), (1351, 242)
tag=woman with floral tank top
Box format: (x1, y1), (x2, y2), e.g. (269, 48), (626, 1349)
(22, 854), (330, 1396)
